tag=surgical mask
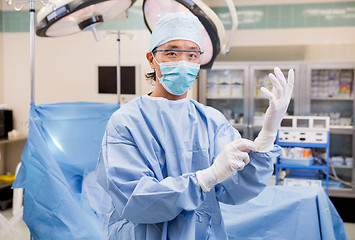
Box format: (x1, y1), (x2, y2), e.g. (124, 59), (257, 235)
(154, 57), (200, 95)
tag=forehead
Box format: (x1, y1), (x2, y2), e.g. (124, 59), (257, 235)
(157, 39), (200, 50)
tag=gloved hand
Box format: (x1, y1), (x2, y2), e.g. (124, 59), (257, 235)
(254, 67), (294, 152)
(196, 139), (257, 192)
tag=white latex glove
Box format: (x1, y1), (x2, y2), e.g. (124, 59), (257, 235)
(254, 67), (294, 152)
(196, 139), (257, 192)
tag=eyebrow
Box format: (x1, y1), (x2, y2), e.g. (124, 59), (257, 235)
(164, 44), (200, 51)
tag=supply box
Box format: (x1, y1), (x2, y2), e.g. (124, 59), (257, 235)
(278, 116), (329, 144)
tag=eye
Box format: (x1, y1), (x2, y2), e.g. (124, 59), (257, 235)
(166, 50), (178, 57)
(188, 52), (198, 59)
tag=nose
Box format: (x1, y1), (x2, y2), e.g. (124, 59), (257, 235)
(177, 52), (189, 61)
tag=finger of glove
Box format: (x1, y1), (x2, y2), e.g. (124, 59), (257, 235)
(231, 161), (245, 171)
(231, 151), (249, 170)
(260, 87), (274, 102)
(269, 73), (283, 98)
(243, 154), (250, 165)
(274, 67), (287, 87)
(233, 139), (258, 152)
(287, 69), (295, 93)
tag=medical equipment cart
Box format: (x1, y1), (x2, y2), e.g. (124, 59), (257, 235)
(275, 116), (330, 194)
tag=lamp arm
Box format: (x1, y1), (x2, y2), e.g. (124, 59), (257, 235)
(220, 0), (238, 55)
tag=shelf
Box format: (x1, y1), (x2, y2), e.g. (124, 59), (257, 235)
(329, 188), (355, 198)
(233, 125), (352, 134)
(329, 125), (353, 134)
(253, 125), (262, 132)
(331, 165), (353, 169)
(0, 137), (27, 145)
(276, 164), (328, 171)
(311, 97), (353, 101)
(206, 97), (244, 100)
(276, 141), (329, 148)
(254, 97), (295, 100)
(231, 124), (262, 132)
(232, 123), (244, 130)
(0, 182), (13, 189)
(254, 97), (269, 100)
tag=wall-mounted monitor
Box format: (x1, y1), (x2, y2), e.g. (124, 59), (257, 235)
(98, 66), (138, 95)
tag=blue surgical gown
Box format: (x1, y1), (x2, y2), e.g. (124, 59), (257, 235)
(95, 95), (281, 240)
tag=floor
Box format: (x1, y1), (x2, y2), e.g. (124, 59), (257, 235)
(0, 208), (354, 239)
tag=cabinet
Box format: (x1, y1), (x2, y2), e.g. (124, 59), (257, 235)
(198, 62), (302, 139)
(198, 63), (249, 138)
(301, 62), (355, 198)
(198, 61), (355, 198)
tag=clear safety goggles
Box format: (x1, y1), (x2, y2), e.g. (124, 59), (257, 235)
(152, 49), (204, 63)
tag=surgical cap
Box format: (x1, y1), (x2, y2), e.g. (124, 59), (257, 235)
(149, 12), (203, 52)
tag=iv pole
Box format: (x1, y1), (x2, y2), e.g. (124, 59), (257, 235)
(117, 31), (121, 103)
(114, 30), (133, 105)
(5, 1), (44, 239)
(5, 0), (42, 103)
(106, 29), (134, 105)
(29, 0), (35, 102)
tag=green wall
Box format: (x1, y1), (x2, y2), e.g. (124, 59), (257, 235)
(1, 2), (355, 32)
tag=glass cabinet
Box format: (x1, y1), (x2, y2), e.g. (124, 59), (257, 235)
(199, 62), (302, 140)
(249, 63), (301, 140)
(302, 63), (355, 197)
(199, 63), (249, 138)
(199, 61), (355, 198)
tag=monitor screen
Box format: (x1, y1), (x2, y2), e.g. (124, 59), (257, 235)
(98, 66), (136, 94)
(281, 118), (293, 127)
(314, 119), (327, 129)
(297, 119), (309, 128)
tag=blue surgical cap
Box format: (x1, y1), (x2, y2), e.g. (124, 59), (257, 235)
(149, 12), (203, 52)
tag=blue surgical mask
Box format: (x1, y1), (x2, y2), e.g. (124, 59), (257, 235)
(154, 57), (200, 96)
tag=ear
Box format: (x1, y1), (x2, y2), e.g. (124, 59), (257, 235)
(146, 52), (155, 69)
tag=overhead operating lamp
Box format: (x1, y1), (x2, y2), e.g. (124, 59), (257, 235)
(12, 0), (135, 103)
(36, 0), (137, 41)
(142, 0), (238, 69)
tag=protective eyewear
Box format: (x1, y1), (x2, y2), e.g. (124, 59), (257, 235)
(153, 49), (204, 63)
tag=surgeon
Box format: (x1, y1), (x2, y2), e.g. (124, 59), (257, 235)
(95, 12), (294, 239)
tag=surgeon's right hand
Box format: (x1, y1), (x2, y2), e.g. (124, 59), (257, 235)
(196, 139), (258, 192)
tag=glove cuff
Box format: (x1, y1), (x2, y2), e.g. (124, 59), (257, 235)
(254, 129), (277, 152)
(196, 167), (217, 192)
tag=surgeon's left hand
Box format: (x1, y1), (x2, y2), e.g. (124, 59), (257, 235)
(254, 67), (294, 152)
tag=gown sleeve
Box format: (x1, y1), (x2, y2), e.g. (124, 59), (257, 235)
(95, 114), (206, 224)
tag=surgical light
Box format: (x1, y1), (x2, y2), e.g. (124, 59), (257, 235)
(35, 0), (136, 102)
(142, 0), (238, 69)
(36, 0), (137, 40)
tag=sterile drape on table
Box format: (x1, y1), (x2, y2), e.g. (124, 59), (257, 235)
(13, 101), (119, 239)
(220, 186), (347, 240)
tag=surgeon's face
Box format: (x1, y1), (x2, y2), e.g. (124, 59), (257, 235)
(146, 39), (201, 79)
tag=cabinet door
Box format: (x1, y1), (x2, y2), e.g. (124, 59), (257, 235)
(199, 62), (249, 138)
(249, 63), (301, 140)
(304, 63), (355, 195)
